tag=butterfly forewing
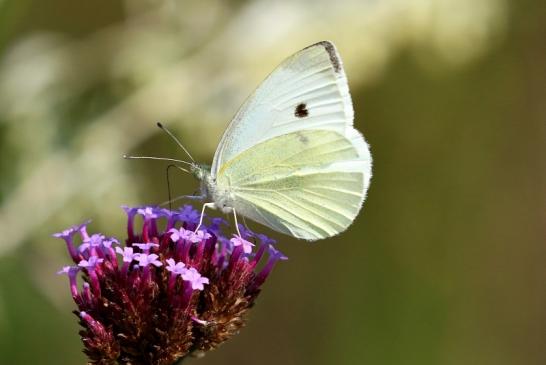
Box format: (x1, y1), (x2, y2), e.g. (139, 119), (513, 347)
(211, 41), (354, 178)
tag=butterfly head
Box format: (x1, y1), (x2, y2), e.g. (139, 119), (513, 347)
(189, 163), (211, 181)
(190, 163), (216, 202)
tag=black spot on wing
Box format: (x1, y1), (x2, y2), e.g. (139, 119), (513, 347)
(304, 40), (342, 73)
(295, 103), (309, 118)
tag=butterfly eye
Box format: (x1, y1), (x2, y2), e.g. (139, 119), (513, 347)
(294, 103), (308, 118)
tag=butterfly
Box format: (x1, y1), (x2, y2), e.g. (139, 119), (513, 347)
(129, 41), (372, 240)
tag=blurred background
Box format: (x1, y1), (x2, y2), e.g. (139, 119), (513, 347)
(0, 0), (544, 364)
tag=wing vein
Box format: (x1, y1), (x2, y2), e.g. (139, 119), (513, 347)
(238, 192), (329, 238)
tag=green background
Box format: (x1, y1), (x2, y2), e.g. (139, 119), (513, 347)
(0, 1), (544, 364)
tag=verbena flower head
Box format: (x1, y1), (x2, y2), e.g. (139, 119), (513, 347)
(55, 204), (286, 365)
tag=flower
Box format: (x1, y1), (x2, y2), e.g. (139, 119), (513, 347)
(52, 220), (91, 261)
(132, 242), (160, 252)
(134, 253), (163, 267)
(193, 230), (212, 242)
(78, 256), (104, 269)
(230, 234), (255, 254)
(55, 204), (285, 365)
(79, 233), (105, 252)
(168, 227), (195, 242)
(115, 246), (135, 263)
(165, 258), (186, 274)
(137, 207), (158, 219)
(208, 217), (227, 233)
(181, 267), (209, 291)
(57, 266), (80, 299)
(176, 204), (201, 224)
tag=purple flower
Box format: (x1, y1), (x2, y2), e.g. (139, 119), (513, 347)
(88, 233), (105, 245)
(181, 267), (209, 291)
(132, 242), (159, 251)
(269, 245), (288, 261)
(165, 258), (186, 275)
(257, 233), (276, 246)
(209, 217), (227, 232)
(156, 208), (173, 218)
(54, 220), (91, 238)
(237, 224), (255, 240)
(53, 220), (91, 262)
(79, 233), (105, 252)
(168, 227), (194, 242)
(135, 253), (162, 267)
(77, 256), (104, 297)
(78, 256), (104, 269)
(230, 234), (255, 254)
(52, 227), (77, 240)
(102, 238), (118, 249)
(115, 246), (135, 263)
(137, 207), (158, 219)
(54, 205), (285, 364)
(194, 230), (212, 242)
(56, 265), (75, 275)
(57, 266), (80, 299)
(177, 204), (200, 223)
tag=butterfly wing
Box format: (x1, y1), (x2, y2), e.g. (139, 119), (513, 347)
(211, 41), (355, 178)
(211, 41), (372, 240)
(215, 129), (371, 240)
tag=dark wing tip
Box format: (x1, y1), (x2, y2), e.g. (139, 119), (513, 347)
(304, 40), (342, 73)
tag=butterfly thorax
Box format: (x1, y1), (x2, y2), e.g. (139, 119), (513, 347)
(192, 163), (234, 213)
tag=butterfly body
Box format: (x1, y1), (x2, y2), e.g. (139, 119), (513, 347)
(191, 41), (372, 241)
(190, 164), (234, 214)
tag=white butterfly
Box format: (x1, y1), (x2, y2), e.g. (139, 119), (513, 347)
(131, 41), (372, 240)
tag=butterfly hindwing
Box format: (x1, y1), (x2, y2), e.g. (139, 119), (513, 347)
(216, 130), (369, 240)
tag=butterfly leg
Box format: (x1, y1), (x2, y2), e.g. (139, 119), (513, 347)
(232, 208), (242, 237)
(194, 203), (215, 233)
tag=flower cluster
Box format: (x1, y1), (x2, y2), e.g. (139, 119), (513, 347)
(55, 205), (286, 365)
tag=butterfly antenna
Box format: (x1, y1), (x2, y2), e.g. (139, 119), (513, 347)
(156, 122), (195, 162)
(122, 155), (193, 167)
